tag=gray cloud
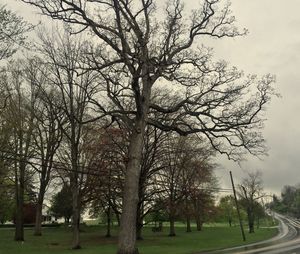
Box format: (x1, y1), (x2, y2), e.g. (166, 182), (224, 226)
(215, 0), (300, 195)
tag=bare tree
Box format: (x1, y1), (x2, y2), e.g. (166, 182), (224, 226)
(21, 1), (276, 253)
(27, 58), (64, 236)
(238, 170), (265, 233)
(181, 152), (217, 232)
(37, 30), (98, 249)
(86, 127), (126, 237)
(136, 126), (168, 240)
(155, 134), (216, 236)
(155, 135), (192, 236)
(0, 71), (14, 183)
(3, 59), (37, 241)
(0, 5), (32, 60)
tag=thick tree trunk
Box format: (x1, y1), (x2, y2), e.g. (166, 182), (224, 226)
(169, 214), (176, 237)
(196, 215), (203, 231)
(247, 209), (255, 233)
(117, 78), (152, 254)
(186, 215), (191, 233)
(34, 203), (43, 236)
(71, 185), (81, 249)
(34, 184), (46, 236)
(249, 222), (254, 233)
(14, 196), (24, 241)
(117, 127), (145, 254)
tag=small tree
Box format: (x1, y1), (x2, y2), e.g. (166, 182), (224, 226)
(0, 181), (14, 224)
(238, 171), (265, 233)
(85, 127), (126, 238)
(36, 29), (99, 249)
(218, 195), (236, 227)
(3, 59), (38, 241)
(50, 184), (73, 223)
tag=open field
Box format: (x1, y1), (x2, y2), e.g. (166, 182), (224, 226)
(0, 223), (278, 254)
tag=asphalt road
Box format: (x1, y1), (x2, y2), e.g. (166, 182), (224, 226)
(202, 213), (300, 254)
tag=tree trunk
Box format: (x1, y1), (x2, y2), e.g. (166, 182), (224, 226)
(249, 221), (254, 233)
(186, 215), (191, 233)
(117, 126), (145, 254)
(228, 217), (232, 227)
(14, 196), (24, 241)
(14, 163), (25, 241)
(116, 213), (121, 227)
(159, 221), (163, 231)
(196, 215), (203, 231)
(106, 206), (111, 238)
(71, 184), (81, 249)
(111, 205), (120, 226)
(34, 184), (46, 236)
(34, 203), (43, 236)
(247, 209), (255, 233)
(117, 77), (152, 254)
(169, 214), (176, 237)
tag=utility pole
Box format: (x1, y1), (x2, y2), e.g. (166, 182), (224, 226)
(230, 171), (246, 242)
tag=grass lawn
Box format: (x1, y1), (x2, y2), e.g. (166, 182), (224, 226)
(0, 223), (278, 254)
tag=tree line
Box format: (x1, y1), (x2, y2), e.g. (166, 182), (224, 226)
(269, 184), (300, 218)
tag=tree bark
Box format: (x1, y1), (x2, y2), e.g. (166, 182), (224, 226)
(186, 215), (191, 233)
(14, 196), (24, 241)
(14, 162), (25, 241)
(34, 183), (46, 236)
(34, 203), (43, 236)
(106, 206), (111, 238)
(111, 205), (120, 226)
(169, 214), (176, 237)
(116, 213), (121, 227)
(117, 124), (145, 254)
(248, 209), (255, 233)
(71, 184), (81, 249)
(196, 215), (203, 231)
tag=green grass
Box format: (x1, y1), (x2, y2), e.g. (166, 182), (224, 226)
(0, 223), (278, 254)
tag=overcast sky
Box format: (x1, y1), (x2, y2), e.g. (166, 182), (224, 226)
(2, 0), (300, 196)
(214, 0), (300, 196)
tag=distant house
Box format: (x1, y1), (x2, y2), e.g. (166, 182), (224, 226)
(41, 204), (64, 224)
